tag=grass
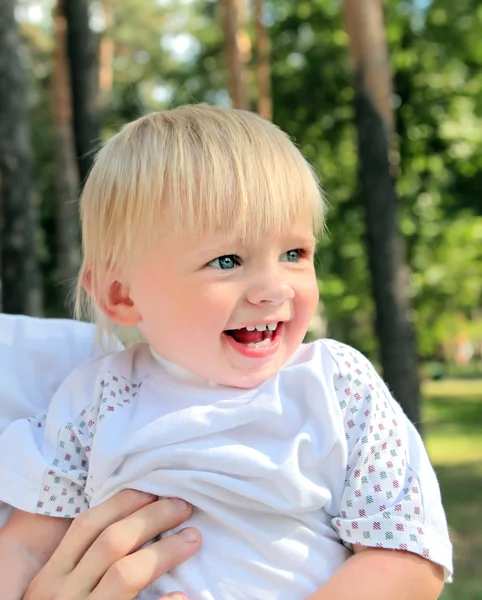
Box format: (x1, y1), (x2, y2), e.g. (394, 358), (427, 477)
(423, 378), (482, 600)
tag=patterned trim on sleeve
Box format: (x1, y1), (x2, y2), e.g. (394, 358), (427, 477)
(36, 371), (142, 518)
(36, 412), (92, 518)
(325, 340), (453, 578)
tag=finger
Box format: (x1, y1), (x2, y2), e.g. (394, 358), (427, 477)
(69, 498), (193, 596)
(48, 490), (158, 576)
(90, 528), (201, 600)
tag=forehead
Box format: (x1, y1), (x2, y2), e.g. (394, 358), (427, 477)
(159, 210), (317, 251)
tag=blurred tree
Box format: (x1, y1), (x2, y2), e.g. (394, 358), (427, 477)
(386, 0), (482, 357)
(0, 0), (43, 315)
(52, 0), (81, 314)
(253, 0), (272, 120)
(220, 0), (249, 108)
(343, 0), (420, 424)
(98, 0), (178, 127)
(99, 2), (114, 107)
(64, 0), (101, 184)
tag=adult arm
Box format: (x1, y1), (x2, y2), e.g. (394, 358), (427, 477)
(0, 509), (71, 599)
(1, 491), (200, 600)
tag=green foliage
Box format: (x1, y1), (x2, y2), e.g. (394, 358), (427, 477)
(17, 0), (482, 357)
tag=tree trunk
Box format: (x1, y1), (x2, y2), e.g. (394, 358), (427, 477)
(220, 0), (249, 109)
(343, 0), (421, 428)
(63, 0), (101, 185)
(0, 0), (43, 315)
(253, 0), (272, 121)
(52, 0), (81, 314)
(99, 2), (114, 107)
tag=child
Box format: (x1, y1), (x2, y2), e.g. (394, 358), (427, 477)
(0, 105), (452, 600)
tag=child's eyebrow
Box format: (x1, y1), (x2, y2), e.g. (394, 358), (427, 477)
(289, 234), (317, 245)
(192, 242), (237, 260)
(277, 234), (317, 250)
(194, 238), (317, 259)
(193, 236), (244, 255)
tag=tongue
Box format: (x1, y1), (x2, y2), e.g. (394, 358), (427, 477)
(228, 328), (265, 344)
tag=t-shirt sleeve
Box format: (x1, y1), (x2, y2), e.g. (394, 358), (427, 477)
(325, 340), (453, 581)
(0, 362), (102, 519)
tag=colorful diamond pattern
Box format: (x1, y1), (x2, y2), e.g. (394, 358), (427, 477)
(328, 340), (434, 558)
(36, 371), (142, 518)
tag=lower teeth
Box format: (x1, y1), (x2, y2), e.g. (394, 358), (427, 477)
(246, 338), (272, 348)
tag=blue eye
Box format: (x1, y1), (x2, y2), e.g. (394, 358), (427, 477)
(281, 249), (301, 263)
(208, 255), (240, 270)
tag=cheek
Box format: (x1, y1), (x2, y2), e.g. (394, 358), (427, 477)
(298, 277), (319, 314)
(197, 285), (238, 317)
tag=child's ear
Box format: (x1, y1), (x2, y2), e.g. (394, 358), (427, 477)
(82, 268), (141, 327)
(101, 280), (141, 327)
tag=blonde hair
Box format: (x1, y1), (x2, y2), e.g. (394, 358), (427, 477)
(75, 104), (326, 330)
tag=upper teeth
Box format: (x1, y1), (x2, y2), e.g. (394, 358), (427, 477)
(245, 323), (278, 332)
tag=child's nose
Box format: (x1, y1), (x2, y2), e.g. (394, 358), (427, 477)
(246, 275), (295, 306)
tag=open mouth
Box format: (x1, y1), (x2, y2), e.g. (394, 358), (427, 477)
(223, 322), (281, 348)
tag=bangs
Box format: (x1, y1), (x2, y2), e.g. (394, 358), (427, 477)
(80, 106), (325, 272)
(160, 108), (325, 241)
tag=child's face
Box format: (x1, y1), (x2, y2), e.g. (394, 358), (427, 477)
(127, 213), (319, 388)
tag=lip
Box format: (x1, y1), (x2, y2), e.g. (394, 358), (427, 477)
(222, 322), (284, 359)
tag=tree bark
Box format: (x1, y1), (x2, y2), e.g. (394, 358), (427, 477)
(343, 0), (421, 428)
(99, 2), (114, 107)
(0, 0), (43, 315)
(63, 0), (101, 185)
(253, 0), (272, 121)
(220, 0), (249, 109)
(52, 0), (81, 314)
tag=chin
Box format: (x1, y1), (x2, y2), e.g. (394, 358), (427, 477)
(226, 366), (280, 390)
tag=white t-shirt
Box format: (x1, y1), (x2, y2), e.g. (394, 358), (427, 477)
(0, 337), (453, 600)
(0, 314), (105, 528)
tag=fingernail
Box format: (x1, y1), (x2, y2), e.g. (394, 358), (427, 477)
(180, 528), (198, 543)
(170, 498), (189, 511)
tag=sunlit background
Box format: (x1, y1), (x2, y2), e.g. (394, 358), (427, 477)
(1, 1), (481, 597)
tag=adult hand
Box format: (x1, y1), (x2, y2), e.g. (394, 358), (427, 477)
(24, 490), (201, 600)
